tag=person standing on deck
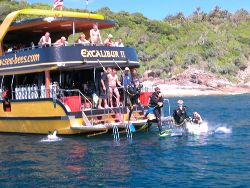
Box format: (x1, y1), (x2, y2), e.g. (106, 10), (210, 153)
(127, 79), (144, 121)
(90, 23), (102, 45)
(108, 68), (122, 107)
(121, 67), (132, 106)
(98, 67), (112, 109)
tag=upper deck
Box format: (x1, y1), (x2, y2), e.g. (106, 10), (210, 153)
(0, 45), (139, 75)
(0, 9), (139, 75)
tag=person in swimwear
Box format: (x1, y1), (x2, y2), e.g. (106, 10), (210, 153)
(108, 68), (122, 107)
(38, 32), (51, 47)
(90, 23), (102, 45)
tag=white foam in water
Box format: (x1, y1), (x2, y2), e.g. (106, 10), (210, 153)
(170, 129), (183, 137)
(214, 126), (232, 134)
(186, 121), (209, 135)
(40, 130), (62, 142)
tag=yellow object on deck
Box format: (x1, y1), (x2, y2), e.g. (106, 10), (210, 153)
(0, 9), (104, 55)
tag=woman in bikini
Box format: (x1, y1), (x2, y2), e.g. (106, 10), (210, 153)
(108, 68), (122, 107)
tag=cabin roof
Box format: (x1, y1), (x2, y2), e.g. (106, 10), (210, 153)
(4, 17), (115, 44)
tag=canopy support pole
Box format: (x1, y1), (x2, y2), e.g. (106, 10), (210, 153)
(72, 21), (75, 44)
(11, 75), (14, 100)
(45, 70), (51, 98)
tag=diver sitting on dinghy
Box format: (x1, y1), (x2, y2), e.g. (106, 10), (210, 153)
(192, 112), (203, 124)
(173, 100), (190, 126)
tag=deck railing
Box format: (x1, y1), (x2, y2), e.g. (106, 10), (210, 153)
(3, 42), (126, 56)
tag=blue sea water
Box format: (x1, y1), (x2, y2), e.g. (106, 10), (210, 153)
(0, 94), (250, 187)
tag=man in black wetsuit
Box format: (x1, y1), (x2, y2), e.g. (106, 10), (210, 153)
(98, 67), (111, 109)
(173, 100), (190, 126)
(146, 87), (163, 133)
(127, 79), (143, 120)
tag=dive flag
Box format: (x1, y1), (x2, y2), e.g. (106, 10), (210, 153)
(53, 0), (64, 9)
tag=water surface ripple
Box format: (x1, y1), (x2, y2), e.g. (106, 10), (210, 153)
(0, 94), (250, 187)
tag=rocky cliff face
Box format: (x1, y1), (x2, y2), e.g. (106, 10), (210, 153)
(142, 61), (250, 95)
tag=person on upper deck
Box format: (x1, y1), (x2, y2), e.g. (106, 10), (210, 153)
(77, 34), (90, 45)
(108, 68), (122, 107)
(38, 32), (51, 47)
(115, 38), (124, 47)
(104, 34), (114, 47)
(54, 36), (68, 47)
(173, 100), (190, 126)
(90, 23), (102, 45)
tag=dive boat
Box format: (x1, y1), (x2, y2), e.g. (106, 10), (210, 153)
(0, 9), (147, 135)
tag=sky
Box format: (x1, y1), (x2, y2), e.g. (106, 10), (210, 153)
(26, 0), (250, 20)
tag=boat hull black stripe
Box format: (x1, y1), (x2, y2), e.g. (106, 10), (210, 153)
(1, 98), (69, 115)
(83, 107), (128, 116)
(0, 116), (69, 120)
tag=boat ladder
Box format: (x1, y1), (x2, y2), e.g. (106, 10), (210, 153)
(82, 108), (93, 126)
(161, 98), (175, 129)
(125, 123), (133, 140)
(112, 124), (120, 141)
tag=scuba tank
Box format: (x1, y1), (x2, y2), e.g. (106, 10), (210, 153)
(34, 84), (38, 99)
(49, 83), (53, 98)
(0, 88), (2, 100)
(21, 86), (25, 100)
(15, 87), (18, 100)
(16, 86), (20, 100)
(40, 84), (45, 98)
(27, 85), (31, 99)
(30, 85), (34, 99)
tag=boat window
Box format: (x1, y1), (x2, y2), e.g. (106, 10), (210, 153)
(50, 69), (96, 97)
(13, 73), (42, 100)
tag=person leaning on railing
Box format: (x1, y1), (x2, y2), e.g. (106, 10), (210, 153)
(114, 38), (124, 47)
(77, 34), (90, 45)
(104, 34), (114, 47)
(54, 36), (68, 47)
(38, 32), (51, 47)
